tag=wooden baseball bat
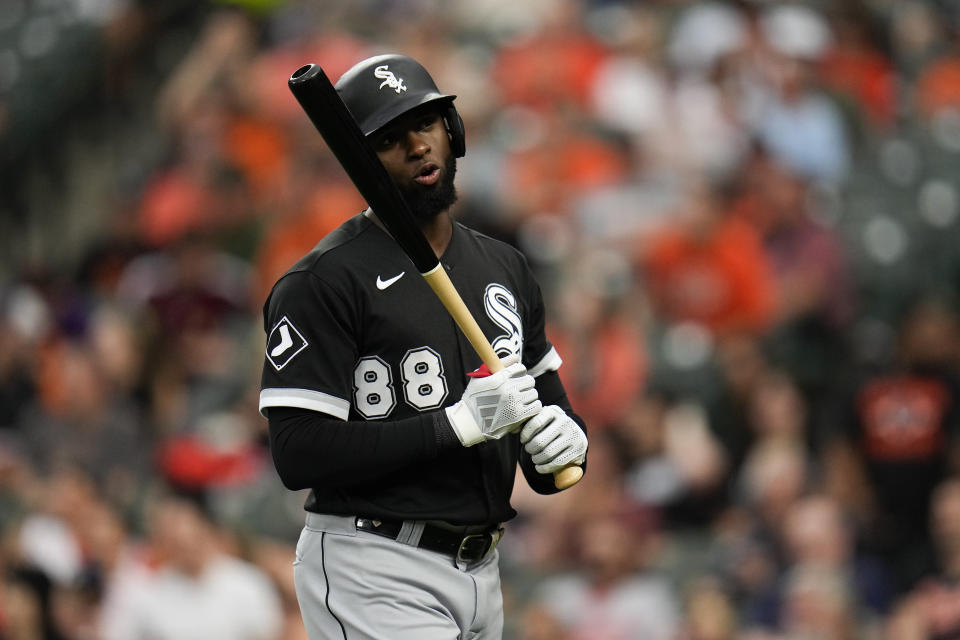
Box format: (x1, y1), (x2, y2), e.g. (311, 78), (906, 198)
(287, 63), (582, 490)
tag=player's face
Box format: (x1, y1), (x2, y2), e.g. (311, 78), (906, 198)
(372, 106), (457, 221)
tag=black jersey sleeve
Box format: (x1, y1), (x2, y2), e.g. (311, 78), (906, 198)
(267, 406), (453, 489)
(260, 270), (358, 420)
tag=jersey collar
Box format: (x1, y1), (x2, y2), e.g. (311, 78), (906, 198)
(363, 207), (463, 270)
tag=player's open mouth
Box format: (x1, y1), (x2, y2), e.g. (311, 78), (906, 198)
(414, 163), (440, 186)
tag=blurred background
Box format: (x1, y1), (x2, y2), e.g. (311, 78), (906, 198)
(2, 0), (960, 638)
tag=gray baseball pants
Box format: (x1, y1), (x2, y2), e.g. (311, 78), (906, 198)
(293, 513), (504, 639)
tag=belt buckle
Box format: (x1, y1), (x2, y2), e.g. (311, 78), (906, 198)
(456, 527), (504, 563)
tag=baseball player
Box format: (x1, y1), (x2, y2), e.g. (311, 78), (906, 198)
(260, 54), (589, 639)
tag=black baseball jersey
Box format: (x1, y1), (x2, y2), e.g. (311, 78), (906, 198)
(260, 212), (566, 524)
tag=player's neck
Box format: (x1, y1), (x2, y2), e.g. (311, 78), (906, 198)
(420, 211), (453, 258)
(365, 208), (453, 258)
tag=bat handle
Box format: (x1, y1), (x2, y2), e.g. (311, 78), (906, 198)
(423, 267), (583, 491)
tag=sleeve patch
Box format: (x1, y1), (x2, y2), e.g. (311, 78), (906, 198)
(266, 316), (309, 371)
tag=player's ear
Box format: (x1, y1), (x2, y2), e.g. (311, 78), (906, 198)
(443, 105), (465, 158)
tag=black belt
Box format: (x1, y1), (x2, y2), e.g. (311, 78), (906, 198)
(355, 518), (504, 563)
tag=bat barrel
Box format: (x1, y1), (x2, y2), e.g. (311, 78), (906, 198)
(288, 63), (439, 275)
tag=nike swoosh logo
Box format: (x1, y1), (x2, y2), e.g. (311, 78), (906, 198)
(376, 271), (406, 290)
(270, 325), (294, 357)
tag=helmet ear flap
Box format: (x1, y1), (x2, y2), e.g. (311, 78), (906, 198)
(444, 105), (466, 158)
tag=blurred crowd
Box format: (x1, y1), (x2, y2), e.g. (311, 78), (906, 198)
(3, 0), (960, 638)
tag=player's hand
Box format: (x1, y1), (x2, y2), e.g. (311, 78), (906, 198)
(445, 354), (541, 447)
(520, 405), (588, 474)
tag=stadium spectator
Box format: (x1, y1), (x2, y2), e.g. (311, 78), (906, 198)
(14, 337), (149, 487)
(751, 41), (851, 182)
(620, 393), (728, 528)
(745, 494), (895, 633)
(822, 296), (960, 590)
(734, 152), (854, 400)
(0, 565), (66, 640)
(776, 563), (861, 640)
(819, 6), (897, 131)
(677, 576), (737, 640)
(637, 177), (777, 336)
(526, 510), (680, 640)
(701, 333), (772, 491)
(124, 494), (283, 640)
(915, 22), (960, 119)
(490, 0), (608, 113)
(887, 477), (960, 640)
(749, 157), (853, 330)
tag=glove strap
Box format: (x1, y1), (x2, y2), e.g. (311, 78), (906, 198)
(445, 402), (484, 447)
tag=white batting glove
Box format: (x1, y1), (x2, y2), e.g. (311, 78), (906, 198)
(445, 354), (542, 447)
(520, 405), (588, 474)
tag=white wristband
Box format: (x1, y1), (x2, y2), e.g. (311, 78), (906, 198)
(445, 402), (484, 447)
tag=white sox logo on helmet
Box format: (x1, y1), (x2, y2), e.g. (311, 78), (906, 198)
(374, 65), (407, 94)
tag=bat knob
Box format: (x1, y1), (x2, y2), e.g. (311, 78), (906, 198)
(553, 464), (583, 490)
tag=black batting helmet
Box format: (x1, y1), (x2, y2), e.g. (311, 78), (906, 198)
(335, 54), (466, 158)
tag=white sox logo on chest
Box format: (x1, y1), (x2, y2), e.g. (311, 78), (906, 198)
(484, 283), (522, 358)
